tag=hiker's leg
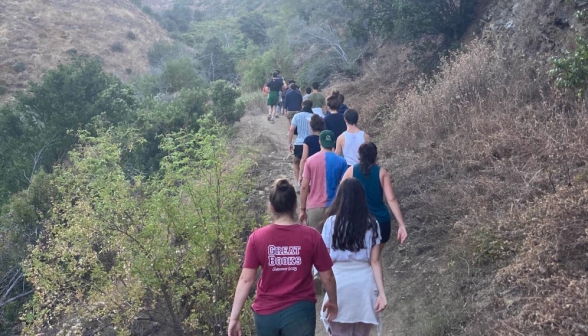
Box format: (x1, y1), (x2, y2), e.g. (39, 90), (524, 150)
(254, 310), (280, 336)
(378, 220), (391, 254)
(279, 301), (316, 336)
(293, 146), (303, 182)
(329, 322), (354, 336)
(307, 208), (327, 233)
(352, 322), (374, 336)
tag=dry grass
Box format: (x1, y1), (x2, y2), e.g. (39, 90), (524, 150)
(379, 40), (588, 335)
(333, 36), (588, 335)
(0, 0), (169, 100)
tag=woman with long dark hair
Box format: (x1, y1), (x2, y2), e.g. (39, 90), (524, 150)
(229, 179), (338, 336)
(342, 142), (407, 250)
(320, 178), (386, 336)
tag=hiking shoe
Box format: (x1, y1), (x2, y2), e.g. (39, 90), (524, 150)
(267, 115), (271, 121)
(275, 114), (279, 119)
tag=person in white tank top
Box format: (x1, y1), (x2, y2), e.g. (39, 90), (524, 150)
(335, 109), (371, 166)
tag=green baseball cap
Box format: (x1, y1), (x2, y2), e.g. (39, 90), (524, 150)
(319, 130), (336, 149)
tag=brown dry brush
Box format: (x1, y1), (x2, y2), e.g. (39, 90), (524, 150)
(374, 40), (588, 335)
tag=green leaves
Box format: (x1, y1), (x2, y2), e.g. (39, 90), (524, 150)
(23, 126), (257, 335)
(551, 34), (588, 97)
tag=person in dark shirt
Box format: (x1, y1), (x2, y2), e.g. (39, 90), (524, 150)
(266, 72), (285, 122)
(285, 84), (303, 127)
(299, 114), (325, 184)
(323, 94), (346, 141)
(338, 93), (349, 114)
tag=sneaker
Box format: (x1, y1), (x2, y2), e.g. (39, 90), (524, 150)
(267, 115), (271, 121)
(275, 114), (279, 119)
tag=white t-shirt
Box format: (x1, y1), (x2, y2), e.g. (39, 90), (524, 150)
(322, 215), (381, 262)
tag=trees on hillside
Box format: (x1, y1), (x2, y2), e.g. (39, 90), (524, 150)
(344, 0), (476, 41)
(23, 128), (256, 335)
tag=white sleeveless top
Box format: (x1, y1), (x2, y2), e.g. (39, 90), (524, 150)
(342, 131), (365, 165)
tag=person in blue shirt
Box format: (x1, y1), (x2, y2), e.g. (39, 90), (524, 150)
(285, 84), (303, 127)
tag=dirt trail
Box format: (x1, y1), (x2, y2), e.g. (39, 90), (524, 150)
(236, 109), (410, 336)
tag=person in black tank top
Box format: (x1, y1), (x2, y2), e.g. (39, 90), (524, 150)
(340, 142), (408, 250)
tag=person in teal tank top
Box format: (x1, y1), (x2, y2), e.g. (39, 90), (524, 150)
(342, 142), (408, 249)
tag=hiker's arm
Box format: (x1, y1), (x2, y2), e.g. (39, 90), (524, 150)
(341, 166), (353, 181)
(335, 135), (344, 156)
(299, 144), (309, 180)
(229, 268), (256, 323)
(369, 244), (387, 312)
(381, 169), (407, 244)
(299, 176), (310, 222)
(365, 133), (371, 142)
(287, 125), (295, 151)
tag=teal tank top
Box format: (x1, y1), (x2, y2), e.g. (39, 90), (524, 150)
(352, 164), (391, 223)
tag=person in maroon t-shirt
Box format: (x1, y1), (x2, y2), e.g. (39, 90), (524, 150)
(228, 179), (338, 336)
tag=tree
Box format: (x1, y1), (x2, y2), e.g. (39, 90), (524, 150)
(23, 127), (257, 335)
(162, 58), (202, 93)
(209, 80), (245, 124)
(344, 0), (476, 41)
(200, 37), (237, 82)
(238, 13), (270, 45)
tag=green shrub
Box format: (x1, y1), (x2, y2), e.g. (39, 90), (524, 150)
(148, 41), (183, 67)
(126, 31), (137, 40)
(550, 10), (588, 96)
(110, 41), (124, 53)
(23, 128), (257, 335)
(0, 85), (6, 95)
(162, 58), (201, 93)
(12, 62), (26, 73)
(209, 80), (245, 124)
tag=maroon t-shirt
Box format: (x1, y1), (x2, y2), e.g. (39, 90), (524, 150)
(244, 224), (333, 315)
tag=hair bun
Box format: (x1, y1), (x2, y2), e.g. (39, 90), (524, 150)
(331, 90), (340, 97)
(275, 179), (291, 192)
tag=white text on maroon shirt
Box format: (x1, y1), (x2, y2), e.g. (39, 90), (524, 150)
(268, 245), (302, 269)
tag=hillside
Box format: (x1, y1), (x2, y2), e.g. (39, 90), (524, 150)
(331, 0), (588, 335)
(0, 0), (169, 100)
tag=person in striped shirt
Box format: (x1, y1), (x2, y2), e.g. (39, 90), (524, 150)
(288, 100), (314, 188)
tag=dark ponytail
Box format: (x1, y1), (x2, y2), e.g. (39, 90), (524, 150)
(358, 142), (378, 177)
(269, 179), (297, 219)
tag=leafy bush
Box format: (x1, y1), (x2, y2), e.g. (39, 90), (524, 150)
(209, 80), (245, 124)
(126, 31), (137, 40)
(344, 0), (476, 41)
(23, 127), (257, 335)
(162, 58), (201, 93)
(0, 85), (6, 95)
(550, 10), (588, 97)
(147, 41), (184, 67)
(12, 62), (26, 73)
(110, 41), (125, 53)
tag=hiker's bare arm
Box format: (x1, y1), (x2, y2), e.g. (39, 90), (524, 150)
(319, 269), (337, 301)
(335, 135), (344, 155)
(299, 177), (310, 222)
(342, 166), (353, 181)
(300, 144), (309, 179)
(381, 168), (407, 243)
(365, 133), (371, 142)
(370, 244), (387, 312)
(287, 125), (295, 150)
(229, 267), (257, 323)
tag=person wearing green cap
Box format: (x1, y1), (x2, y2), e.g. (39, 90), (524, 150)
(299, 130), (348, 233)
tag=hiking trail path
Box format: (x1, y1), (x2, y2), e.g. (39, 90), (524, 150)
(236, 108), (420, 336)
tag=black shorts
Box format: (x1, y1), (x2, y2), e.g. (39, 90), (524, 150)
(379, 221), (392, 244)
(293, 145), (303, 160)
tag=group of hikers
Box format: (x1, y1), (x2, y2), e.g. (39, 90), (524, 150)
(228, 72), (408, 336)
